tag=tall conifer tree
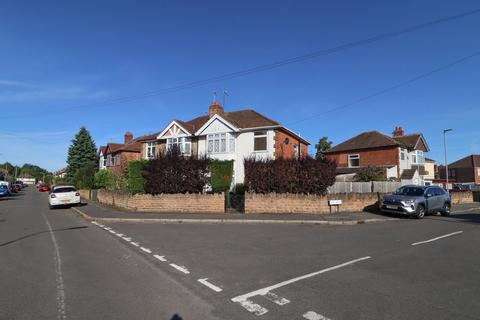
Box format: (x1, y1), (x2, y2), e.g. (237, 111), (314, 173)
(66, 127), (97, 183)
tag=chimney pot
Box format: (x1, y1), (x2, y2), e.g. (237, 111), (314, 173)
(209, 101), (224, 118)
(124, 131), (134, 144)
(393, 126), (404, 137)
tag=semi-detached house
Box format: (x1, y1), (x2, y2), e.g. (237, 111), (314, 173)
(325, 127), (431, 185)
(137, 102), (310, 185)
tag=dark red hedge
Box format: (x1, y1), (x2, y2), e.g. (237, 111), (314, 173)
(143, 147), (209, 194)
(244, 157), (336, 195)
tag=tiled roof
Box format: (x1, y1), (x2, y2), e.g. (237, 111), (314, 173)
(325, 131), (399, 154)
(136, 132), (160, 142)
(393, 134), (422, 149)
(98, 146), (107, 155)
(449, 154), (480, 168)
(401, 168), (417, 180)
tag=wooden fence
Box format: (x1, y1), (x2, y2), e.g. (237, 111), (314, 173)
(327, 181), (403, 194)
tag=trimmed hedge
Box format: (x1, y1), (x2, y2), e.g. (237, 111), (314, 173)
(244, 157), (336, 195)
(209, 160), (234, 193)
(144, 147), (209, 194)
(127, 160), (147, 194)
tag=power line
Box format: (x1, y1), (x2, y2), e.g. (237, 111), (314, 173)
(2, 8), (480, 120)
(287, 51), (480, 126)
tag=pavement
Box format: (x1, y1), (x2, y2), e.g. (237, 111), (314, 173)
(2, 188), (480, 319)
(73, 197), (399, 225)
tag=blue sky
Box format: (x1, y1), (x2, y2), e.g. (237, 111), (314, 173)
(0, 0), (479, 171)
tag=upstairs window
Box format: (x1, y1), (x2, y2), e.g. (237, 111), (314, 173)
(207, 133), (235, 154)
(400, 149), (405, 161)
(167, 137), (191, 156)
(412, 153), (417, 164)
(348, 154), (360, 167)
(478, 168), (480, 176)
(146, 142), (156, 159)
(417, 150), (425, 164)
(253, 131), (267, 151)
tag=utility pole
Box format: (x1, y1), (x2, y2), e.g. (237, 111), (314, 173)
(443, 129), (453, 194)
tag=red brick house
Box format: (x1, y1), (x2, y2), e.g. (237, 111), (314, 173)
(325, 127), (430, 184)
(438, 155), (480, 185)
(137, 101), (310, 184)
(103, 132), (142, 175)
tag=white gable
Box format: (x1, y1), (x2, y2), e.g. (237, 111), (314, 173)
(195, 114), (239, 136)
(157, 121), (190, 139)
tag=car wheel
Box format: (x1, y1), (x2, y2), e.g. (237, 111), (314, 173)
(441, 203), (451, 216)
(415, 205), (425, 219)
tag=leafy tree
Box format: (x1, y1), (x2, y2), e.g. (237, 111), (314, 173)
(74, 164), (96, 189)
(353, 166), (386, 182)
(315, 137), (332, 160)
(94, 169), (113, 189)
(66, 127), (98, 184)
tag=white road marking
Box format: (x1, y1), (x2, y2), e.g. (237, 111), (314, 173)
(97, 224), (105, 227)
(122, 237), (132, 242)
(198, 278), (223, 292)
(303, 311), (331, 320)
(91, 221), (98, 225)
(41, 214), (67, 320)
(238, 299), (268, 316)
(262, 291), (290, 305)
(169, 263), (190, 274)
(232, 256), (371, 304)
(140, 247), (152, 253)
(153, 255), (167, 262)
(104, 227), (111, 231)
(116, 233), (124, 237)
(412, 231), (463, 246)
(109, 230), (117, 234)
(130, 242), (140, 247)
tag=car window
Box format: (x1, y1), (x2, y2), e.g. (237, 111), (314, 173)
(395, 187), (425, 196)
(0, 185), (7, 189)
(435, 187), (445, 195)
(53, 187), (77, 193)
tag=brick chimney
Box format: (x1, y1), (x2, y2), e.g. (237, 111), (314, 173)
(393, 126), (404, 137)
(209, 101), (224, 118)
(124, 131), (134, 144)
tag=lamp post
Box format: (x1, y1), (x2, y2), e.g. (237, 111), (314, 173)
(443, 129), (453, 194)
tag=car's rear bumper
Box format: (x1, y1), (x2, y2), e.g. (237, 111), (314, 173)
(49, 197), (81, 207)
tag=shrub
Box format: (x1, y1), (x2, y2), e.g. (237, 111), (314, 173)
(94, 169), (113, 189)
(244, 157), (336, 195)
(353, 166), (386, 182)
(209, 160), (234, 193)
(126, 160), (147, 194)
(144, 147), (209, 194)
(73, 164), (96, 189)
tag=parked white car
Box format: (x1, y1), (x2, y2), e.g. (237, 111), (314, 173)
(48, 185), (81, 209)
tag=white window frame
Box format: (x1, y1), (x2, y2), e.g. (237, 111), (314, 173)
(107, 154), (112, 166)
(207, 133), (235, 154)
(348, 154), (360, 167)
(146, 142), (156, 159)
(477, 168), (480, 176)
(400, 149), (405, 161)
(412, 153), (417, 164)
(253, 131), (268, 152)
(417, 150), (425, 164)
(167, 137), (191, 156)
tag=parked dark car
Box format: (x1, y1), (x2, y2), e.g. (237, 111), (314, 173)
(9, 185), (17, 193)
(380, 185), (451, 219)
(0, 185), (10, 197)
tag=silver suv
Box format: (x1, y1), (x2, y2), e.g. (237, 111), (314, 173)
(380, 185), (451, 219)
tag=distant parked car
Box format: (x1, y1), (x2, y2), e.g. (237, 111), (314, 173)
(13, 184), (22, 191)
(38, 184), (50, 192)
(48, 186), (81, 209)
(380, 185), (451, 219)
(9, 185), (17, 193)
(0, 185), (10, 197)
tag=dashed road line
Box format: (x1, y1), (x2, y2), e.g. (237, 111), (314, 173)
(411, 231), (463, 246)
(130, 242), (140, 247)
(262, 291), (290, 305)
(238, 300), (268, 316)
(303, 311), (331, 320)
(169, 263), (190, 274)
(122, 236), (132, 242)
(140, 247), (152, 253)
(153, 255), (167, 262)
(198, 278), (223, 292)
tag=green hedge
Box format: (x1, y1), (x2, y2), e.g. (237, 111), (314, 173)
(127, 160), (147, 194)
(209, 160), (234, 193)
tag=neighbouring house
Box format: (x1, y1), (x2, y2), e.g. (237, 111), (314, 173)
(423, 157), (436, 185)
(137, 101), (310, 185)
(98, 146), (107, 170)
(103, 132), (142, 175)
(53, 168), (67, 179)
(438, 154), (480, 185)
(325, 127), (430, 185)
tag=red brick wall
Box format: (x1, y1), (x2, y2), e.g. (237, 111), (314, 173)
(96, 190), (225, 213)
(274, 130), (309, 160)
(108, 151), (141, 175)
(326, 146), (399, 168)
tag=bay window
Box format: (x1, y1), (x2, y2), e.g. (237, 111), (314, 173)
(167, 137), (191, 155)
(207, 133), (235, 154)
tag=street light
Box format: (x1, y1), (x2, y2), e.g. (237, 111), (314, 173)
(443, 129), (453, 194)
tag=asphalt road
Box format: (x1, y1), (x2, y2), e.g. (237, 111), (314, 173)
(2, 188), (480, 320)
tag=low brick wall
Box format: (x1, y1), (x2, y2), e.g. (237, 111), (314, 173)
(451, 191), (474, 204)
(95, 189), (225, 214)
(245, 192), (382, 214)
(79, 189), (90, 200)
(245, 191), (476, 214)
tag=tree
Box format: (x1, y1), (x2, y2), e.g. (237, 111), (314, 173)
(66, 127), (98, 184)
(315, 137), (332, 160)
(353, 166), (386, 182)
